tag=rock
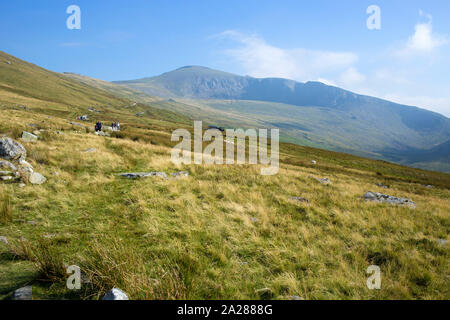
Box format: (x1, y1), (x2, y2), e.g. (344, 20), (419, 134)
(310, 176), (331, 184)
(436, 239), (448, 246)
(0, 236), (8, 244)
(117, 172), (168, 179)
(289, 196), (310, 203)
(29, 172), (46, 185)
(12, 286), (32, 300)
(171, 171), (189, 177)
(18, 183), (26, 188)
(21, 131), (38, 142)
(136, 112), (145, 117)
(0, 137), (27, 160)
(83, 148), (97, 153)
(102, 288), (129, 300)
(95, 131), (110, 137)
(376, 183), (389, 189)
(0, 176), (13, 181)
(250, 217), (259, 223)
(70, 122), (85, 128)
(311, 160), (317, 165)
(0, 171), (13, 176)
(6, 61), (11, 65)
(0, 160), (17, 171)
(291, 295), (304, 300)
(363, 191), (416, 209)
(423, 184), (434, 189)
(33, 130), (41, 136)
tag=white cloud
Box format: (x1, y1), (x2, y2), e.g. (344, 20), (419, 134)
(217, 30), (357, 81)
(339, 67), (366, 88)
(396, 11), (448, 56)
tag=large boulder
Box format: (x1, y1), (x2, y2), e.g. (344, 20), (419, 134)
(0, 137), (26, 160)
(102, 288), (129, 300)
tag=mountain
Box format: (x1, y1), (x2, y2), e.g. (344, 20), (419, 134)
(115, 66), (450, 172)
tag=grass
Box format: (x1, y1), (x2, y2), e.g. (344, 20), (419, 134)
(0, 51), (449, 300)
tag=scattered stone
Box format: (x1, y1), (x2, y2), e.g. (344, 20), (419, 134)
(311, 160), (317, 165)
(33, 130), (41, 136)
(171, 171), (189, 177)
(12, 286), (32, 300)
(0, 176), (13, 181)
(0, 236), (8, 245)
(0, 137), (27, 160)
(18, 183), (26, 188)
(6, 61), (11, 65)
(102, 288), (129, 300)
(29, 172), (46, 185)
(289, 196), (310, 203)
(310, 176), (331, 185)
(21, 131), (38, 142)
(363, 192), (416, 209)
(423, 184), (434, 189)
(436, 239), (448, 246)
(83, 148), (97, 153)
(136, 112), (145, 117)
(376, 183), (389, 189)
(70, 122), (85, 128)
(291, 295), (304, 300)
(250, 217), (259, 223)
(117, 172), (168, 179)
(28, 123), (38, 128)
(0, 170), (13, 176)
(95, 131), (111, 137)
(0, 160), (17, 171)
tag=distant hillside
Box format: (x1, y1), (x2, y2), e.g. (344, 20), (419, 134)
(115, 66), (450, 172)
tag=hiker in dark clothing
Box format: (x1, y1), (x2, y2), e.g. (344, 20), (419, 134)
(95, 121), (103, 132)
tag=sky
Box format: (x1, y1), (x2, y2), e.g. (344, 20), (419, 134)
(1, 0), (449, 117)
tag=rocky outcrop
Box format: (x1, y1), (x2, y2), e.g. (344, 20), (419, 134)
(0, 137), (46, 185)
(363, 192), (416, 209)
(0, 137), (27, 160)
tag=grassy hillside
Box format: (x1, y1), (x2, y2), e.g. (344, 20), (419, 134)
(0, 52), (449, 300)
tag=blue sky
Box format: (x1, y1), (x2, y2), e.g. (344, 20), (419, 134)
(1, 0), (449, 116)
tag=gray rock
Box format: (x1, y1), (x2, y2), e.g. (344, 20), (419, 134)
(363, 191), (416, 209)
(310, 176), (331, 184)
(0, 176), (13, 181)
(0, 160), (17, 171)
(0, 236), (8, 244)
(117, 172), (168, 179)
(0, 137), (27, 160)
(70, 122), (85, 128)
(18, 183), (26, 188)
(136, 112), (145, 117)
(250, 217), (259, 223)
(12, 286), (32, 300)
(376, 183), (389, 189)
(171, 171), (189, 177)
(102, 288), (129, 300)
(83, 148), (97, 153)
(436, 239), (448, 246)
(29, 172), (46, 185)
(21, 131), (38, 142)
(6, 61), (11, 65)
(311, 160), (317, 165)
(289, 196), (310, 203)
(291, 295), (304, 300)
(0, 171), (13, 176)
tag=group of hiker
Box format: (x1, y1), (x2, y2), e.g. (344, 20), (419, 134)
(94, 121), (120, 132)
